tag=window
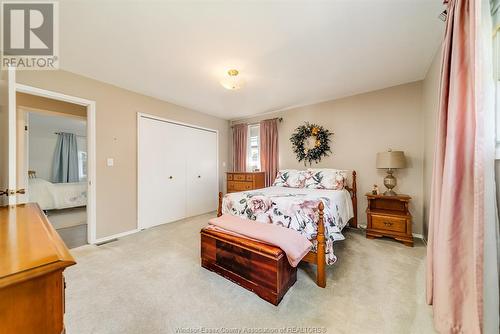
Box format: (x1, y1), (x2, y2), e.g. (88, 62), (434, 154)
(495, 25), (500, 158)
(494, 3), (500, 158)
(78, 151), (87, 181)
(247, 124), (260, 171)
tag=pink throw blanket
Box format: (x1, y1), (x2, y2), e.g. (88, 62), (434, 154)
(208, 214), (312, 267)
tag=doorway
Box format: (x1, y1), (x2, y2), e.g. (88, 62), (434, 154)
(17, 96), (88, 248)
(0, 68), (96, 244)
(16, 84), (96, 248)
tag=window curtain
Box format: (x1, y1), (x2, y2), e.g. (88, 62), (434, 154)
(487, 1), (500, 333)
(51, 132), (79, 183)
(426, 0), (499, 333)
(260, 119), (278, 186)
(232, 123), (247, 172)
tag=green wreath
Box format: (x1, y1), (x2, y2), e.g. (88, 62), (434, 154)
(290, 122), (333, 165)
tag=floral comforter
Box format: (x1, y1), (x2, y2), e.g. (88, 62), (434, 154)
(222, 186), (354, 264)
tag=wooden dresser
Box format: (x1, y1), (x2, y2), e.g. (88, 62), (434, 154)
(0, 203), (76, 334)
(227, 172), (265, 193)
(365, 194), (413, 246)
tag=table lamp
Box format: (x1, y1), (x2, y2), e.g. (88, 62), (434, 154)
(376, 149), (406, 196)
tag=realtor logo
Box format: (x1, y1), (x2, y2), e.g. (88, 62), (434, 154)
(1, 1), (59, 69)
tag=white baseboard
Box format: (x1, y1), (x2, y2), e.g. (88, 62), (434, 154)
(413, 233), (427, 245)
(412, 233), (424, 239)
(92, 228), (140, 244)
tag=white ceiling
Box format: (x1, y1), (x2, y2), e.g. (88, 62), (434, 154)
(59, 0), (444, 120)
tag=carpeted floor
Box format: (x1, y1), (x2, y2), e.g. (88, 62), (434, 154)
(65, 213), (436, 334)
(48, 207), (87, 229)
(47, 207), (88, 248)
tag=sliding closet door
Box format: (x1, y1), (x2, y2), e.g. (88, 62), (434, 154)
(138, 117), (187, 229)
(186, 128), (217, 216)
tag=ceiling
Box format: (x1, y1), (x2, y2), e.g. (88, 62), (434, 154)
(59, 0), (444, 120)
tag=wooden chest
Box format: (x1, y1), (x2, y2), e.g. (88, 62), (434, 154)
(226, 172), (265, 193)
(365, 194), (413, 246)
(200, 227), (297, 305)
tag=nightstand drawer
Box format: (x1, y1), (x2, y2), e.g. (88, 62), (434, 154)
(371, 215), (406, 233)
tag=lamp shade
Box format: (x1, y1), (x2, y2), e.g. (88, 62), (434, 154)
(376, 150), (407, 169)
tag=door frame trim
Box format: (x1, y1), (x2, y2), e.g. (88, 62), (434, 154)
(136, 112), (219, 230)
(16, 83), (98, 244)
(6, 67), (17, 205)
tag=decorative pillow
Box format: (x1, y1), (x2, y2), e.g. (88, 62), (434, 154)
(304, 169), (347, 190)
(272, 169), (305, 188)
(307, 168), (348, 179)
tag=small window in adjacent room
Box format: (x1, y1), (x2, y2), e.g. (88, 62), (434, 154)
(78, 151), (87, 181)
(247, 124), (261, 171)
(495, 26), (500, 158)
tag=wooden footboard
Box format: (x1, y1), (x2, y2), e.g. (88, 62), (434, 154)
(345, 170), (357, 228)
(315, 202), (326, 287)
(217, 192), (223, 217)
(215, 170), (357, 288)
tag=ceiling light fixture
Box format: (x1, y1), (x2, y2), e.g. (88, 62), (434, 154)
(220, 69), (243, 90)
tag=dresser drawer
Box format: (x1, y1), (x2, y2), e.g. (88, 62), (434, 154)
(371, 215), (406, 233)
(233, 174), (246, 181)
(227, 174), (233, 181)
(228, 181), (253, 192)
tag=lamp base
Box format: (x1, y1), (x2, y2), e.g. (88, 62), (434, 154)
(383, 169), (398, 196)
(383, 189), (397, 196)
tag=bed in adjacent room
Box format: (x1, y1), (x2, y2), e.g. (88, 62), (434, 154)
(216, 168), (357, 287)
(28, 177), (87, 211)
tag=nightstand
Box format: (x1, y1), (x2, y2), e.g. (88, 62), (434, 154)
(365, 193), (413, 246)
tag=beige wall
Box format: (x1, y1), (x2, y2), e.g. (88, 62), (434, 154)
(17, 92), (87, 117)
(16, 70), (229, 239)
(231, 82), (425, 235)
(422, 47), (442, 240)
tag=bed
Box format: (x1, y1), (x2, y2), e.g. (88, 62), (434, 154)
(28, 178), (87, 211)
(216, 169), (357, 287)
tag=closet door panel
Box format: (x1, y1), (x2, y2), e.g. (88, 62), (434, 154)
(186, 128), (217, 216)
(139, 117), (186, 229)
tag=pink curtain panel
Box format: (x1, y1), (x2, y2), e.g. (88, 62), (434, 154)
(426, 0), (486, 332)
(260, 119), (279, 187)
(232, 123), (248, 172)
